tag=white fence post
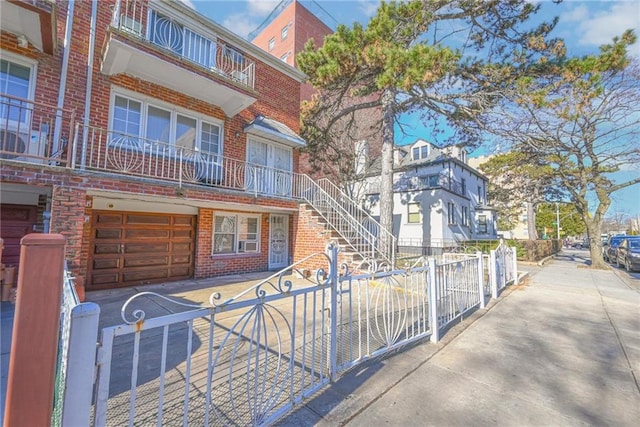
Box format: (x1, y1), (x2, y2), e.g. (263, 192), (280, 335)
(428, 257), (439, 343)
(476, 251), (485, 309)
(327, 243), (339, 382)
(490, 249), (498, 299)
(62, 302), (100, 426)
(512, 246), (518, 285)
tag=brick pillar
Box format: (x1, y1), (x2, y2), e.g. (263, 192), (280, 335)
(4, 234), (66, 427)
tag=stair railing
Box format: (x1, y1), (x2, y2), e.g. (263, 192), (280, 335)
(294, 175), (395, 266)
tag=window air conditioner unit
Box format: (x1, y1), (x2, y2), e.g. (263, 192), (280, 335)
(0, 125), (47, 163)
(120, 15), (143, 36)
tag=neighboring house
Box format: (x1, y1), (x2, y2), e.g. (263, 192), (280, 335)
(361, 139), (498, 247)
(0, 0), (365, 291)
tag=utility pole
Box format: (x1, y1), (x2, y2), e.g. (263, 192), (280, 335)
(556, 202), (560, 240)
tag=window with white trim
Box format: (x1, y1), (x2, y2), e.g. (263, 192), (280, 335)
(1, 56), (36, 124)
(408, 202), (422, 224)
(268, 37), (275, 51)
(281, 25), (288, 40)
(462, 206), (469, 226)
(412, 144), (429, 160)
(110, 92), (222, 155)
(447, 202), (456, 224)
(478, 215), (488, 233)
(213, 214), (260, 255)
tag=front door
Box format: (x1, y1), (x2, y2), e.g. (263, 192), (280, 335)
(269, 214), (288, 269)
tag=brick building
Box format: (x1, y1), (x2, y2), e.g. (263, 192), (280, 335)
(250, 0), (333, 102)
(0, 0), (342, 291)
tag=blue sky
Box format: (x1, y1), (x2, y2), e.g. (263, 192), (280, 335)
(184, 0), (639, 216)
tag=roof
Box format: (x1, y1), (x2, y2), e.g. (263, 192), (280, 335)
(244, 115), (306, 148)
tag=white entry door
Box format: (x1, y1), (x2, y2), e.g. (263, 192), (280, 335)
(269, 214), (289, 269)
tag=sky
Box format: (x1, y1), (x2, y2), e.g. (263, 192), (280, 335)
(183, 0), (640, 216)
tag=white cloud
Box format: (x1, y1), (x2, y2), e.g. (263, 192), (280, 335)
(247, 0), (281, 16)
(357, 0), (379, 18)
(222, 14), (262, 38)
(565, 2), (640, 47)
(219, 1), (281, 38)
(562, 4), (588, 22)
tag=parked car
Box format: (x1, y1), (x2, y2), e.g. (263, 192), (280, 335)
(615, 237), (640, 272)
(603, 235), (631, 263)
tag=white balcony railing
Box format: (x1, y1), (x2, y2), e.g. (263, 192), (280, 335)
(111, 0), (255, 90)
(76, 124), (298, 198)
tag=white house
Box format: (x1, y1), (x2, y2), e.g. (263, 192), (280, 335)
(360, 139), (498, 247)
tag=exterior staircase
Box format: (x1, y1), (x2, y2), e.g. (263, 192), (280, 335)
(296, 175), (396, 268)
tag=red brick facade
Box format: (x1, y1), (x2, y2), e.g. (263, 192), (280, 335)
(0, 0), (334, 290)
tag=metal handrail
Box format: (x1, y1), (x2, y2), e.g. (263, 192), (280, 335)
(316, 177), (396, 263)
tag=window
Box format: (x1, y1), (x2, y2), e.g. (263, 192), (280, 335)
(281, 25), (288, 40)
(412, 144), (429, 160)
(1, 57), (35, 123)
(419, 174), (439, 188)
(477, 186), (482, 204)
(268, 37), (275, 51)
(408, 203), (422, 224)
(213, 214), (260, 254)
(478, 215), (487, 233)
(280, 53), (288, 63)
(461, 178), (466, 196)
(110, 93), (222, 154)
(447, 202), (456, 224)
(462, 206), (469, 226)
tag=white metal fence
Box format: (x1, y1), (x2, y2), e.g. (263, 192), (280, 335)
(55, 242), (517, 426)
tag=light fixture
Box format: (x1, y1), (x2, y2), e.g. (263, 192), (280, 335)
(17, 35), (28, 48)
(235, 131), (241, 138)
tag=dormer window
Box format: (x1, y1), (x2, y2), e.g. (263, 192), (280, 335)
(412, 144), (429, 160)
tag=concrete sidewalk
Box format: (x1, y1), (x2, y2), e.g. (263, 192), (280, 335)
(279, 252), (640, 426)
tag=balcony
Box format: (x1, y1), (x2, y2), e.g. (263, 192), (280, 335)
(75, 123), (303, 199)
(0, 93), (75, 165)
(102, 0), (256, 117)
(0, 0), (57, 54)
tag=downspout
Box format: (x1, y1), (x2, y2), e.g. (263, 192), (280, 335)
(80, 0), (99, 169)
(53, 0), (74, 157)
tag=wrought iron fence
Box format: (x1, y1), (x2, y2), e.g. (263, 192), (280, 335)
(51, 244), (520, 426)
(91, 245), (430, 426)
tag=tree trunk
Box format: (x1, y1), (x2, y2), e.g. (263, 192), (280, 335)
(379, 89), (395, 260)
(584, 217), (607, 269)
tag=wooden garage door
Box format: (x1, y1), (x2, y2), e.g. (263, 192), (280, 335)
(88, 211), (196, 289)
(0, 204), (37, 267)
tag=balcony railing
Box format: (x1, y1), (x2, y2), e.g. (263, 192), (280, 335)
(0, 94), (76, 166)
(111, 0), (255, 90)
(75, 124), (299, 198)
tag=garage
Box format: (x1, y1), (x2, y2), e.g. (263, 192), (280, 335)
(0, 204), (38, 267)
(87, 210), (196, 289)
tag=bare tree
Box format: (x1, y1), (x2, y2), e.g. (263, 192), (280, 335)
(488, 33), (640, 268)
